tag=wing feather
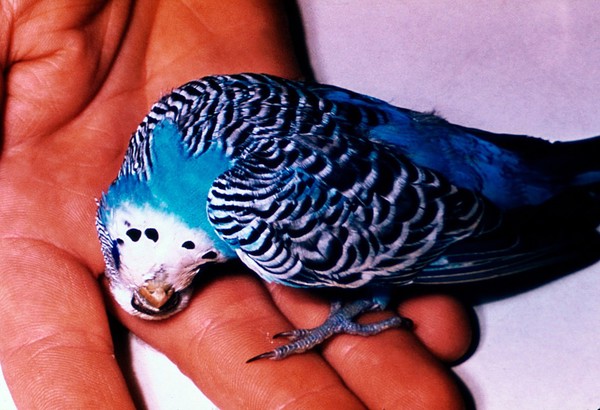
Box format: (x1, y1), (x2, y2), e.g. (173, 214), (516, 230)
(207, 130), (488, 289)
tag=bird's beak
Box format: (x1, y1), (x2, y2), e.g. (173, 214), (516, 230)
(131, 280), (182, 317)
(139, 281), (174, 309)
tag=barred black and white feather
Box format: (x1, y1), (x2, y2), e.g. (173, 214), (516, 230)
(105, 73), (600, 293)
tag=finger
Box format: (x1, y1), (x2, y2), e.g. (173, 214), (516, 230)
(0, 240), (135, 408)
(141, 0), (303, 92)
(5, 0), (133, 143)
(398, 293), (473, 362)
(267, 284), (467, 409)
(112, 271), (367, 409)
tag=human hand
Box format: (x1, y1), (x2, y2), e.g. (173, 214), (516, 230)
(0, 1), (471, 408)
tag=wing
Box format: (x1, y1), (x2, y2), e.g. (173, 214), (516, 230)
(306, 82), (600, 210)
(206, 131), (489, 289)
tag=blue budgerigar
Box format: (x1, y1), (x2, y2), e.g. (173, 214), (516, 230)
(96, 73), (600, 361)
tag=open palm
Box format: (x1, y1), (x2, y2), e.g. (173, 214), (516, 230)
(0, 1), (471, 408)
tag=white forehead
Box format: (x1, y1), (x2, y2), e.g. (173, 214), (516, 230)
(106, 203), (210, 243)
(105, 203), (216, 287)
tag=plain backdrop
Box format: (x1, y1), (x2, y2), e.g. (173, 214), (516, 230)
(2, 1), (599, 409)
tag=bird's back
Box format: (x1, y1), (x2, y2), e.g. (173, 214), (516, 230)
(117, 73), (600, 289)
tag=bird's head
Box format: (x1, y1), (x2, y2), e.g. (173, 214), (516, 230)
(96, 116), (233, 319)
(96, 201), (226, 319)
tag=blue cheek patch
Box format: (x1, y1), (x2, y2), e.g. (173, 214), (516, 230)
(111, 240), (121, 270)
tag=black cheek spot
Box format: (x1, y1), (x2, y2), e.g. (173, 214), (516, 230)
(145, 228), (159, 242)
(126, 228), (142, 242)
(202, 251), (218, 260)
(116, 238), (124, 245)
(182, 241), (195, 250)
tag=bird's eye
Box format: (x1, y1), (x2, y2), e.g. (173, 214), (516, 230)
(202, 251), (218, 259)
(182, 241), (195, 249)
(145, 228), (159, 242)
(126, 228), (142, 242)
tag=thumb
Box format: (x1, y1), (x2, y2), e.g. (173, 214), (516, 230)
(0, 239), (135, 408)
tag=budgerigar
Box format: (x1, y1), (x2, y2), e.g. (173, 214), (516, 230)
(96, 73), (600, 361)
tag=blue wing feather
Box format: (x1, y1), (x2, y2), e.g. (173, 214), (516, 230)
(306, 82), (600, 210)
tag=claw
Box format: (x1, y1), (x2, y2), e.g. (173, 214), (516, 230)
(246, 351), (277, 363)
(273, 328), (311, 340)
(246, 338), (314, 363)
(247, 298), (413, 363)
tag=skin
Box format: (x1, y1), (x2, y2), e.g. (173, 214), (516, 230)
(0, 1), (472, 408)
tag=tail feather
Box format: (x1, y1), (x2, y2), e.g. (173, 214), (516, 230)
(414, 228), (600, 285)
(463, 127), (600, 188)
(371, 114), (600, 210)
(414, 184), (600, 285)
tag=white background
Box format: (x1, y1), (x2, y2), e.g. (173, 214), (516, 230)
(2, 1), (599, 409)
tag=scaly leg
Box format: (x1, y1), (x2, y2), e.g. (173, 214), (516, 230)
(247, 298), (413, 362)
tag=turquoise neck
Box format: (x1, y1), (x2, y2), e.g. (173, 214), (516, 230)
(105, 119), (235, 256)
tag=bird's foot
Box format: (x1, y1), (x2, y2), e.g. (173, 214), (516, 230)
(247, 298), (413, 362)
